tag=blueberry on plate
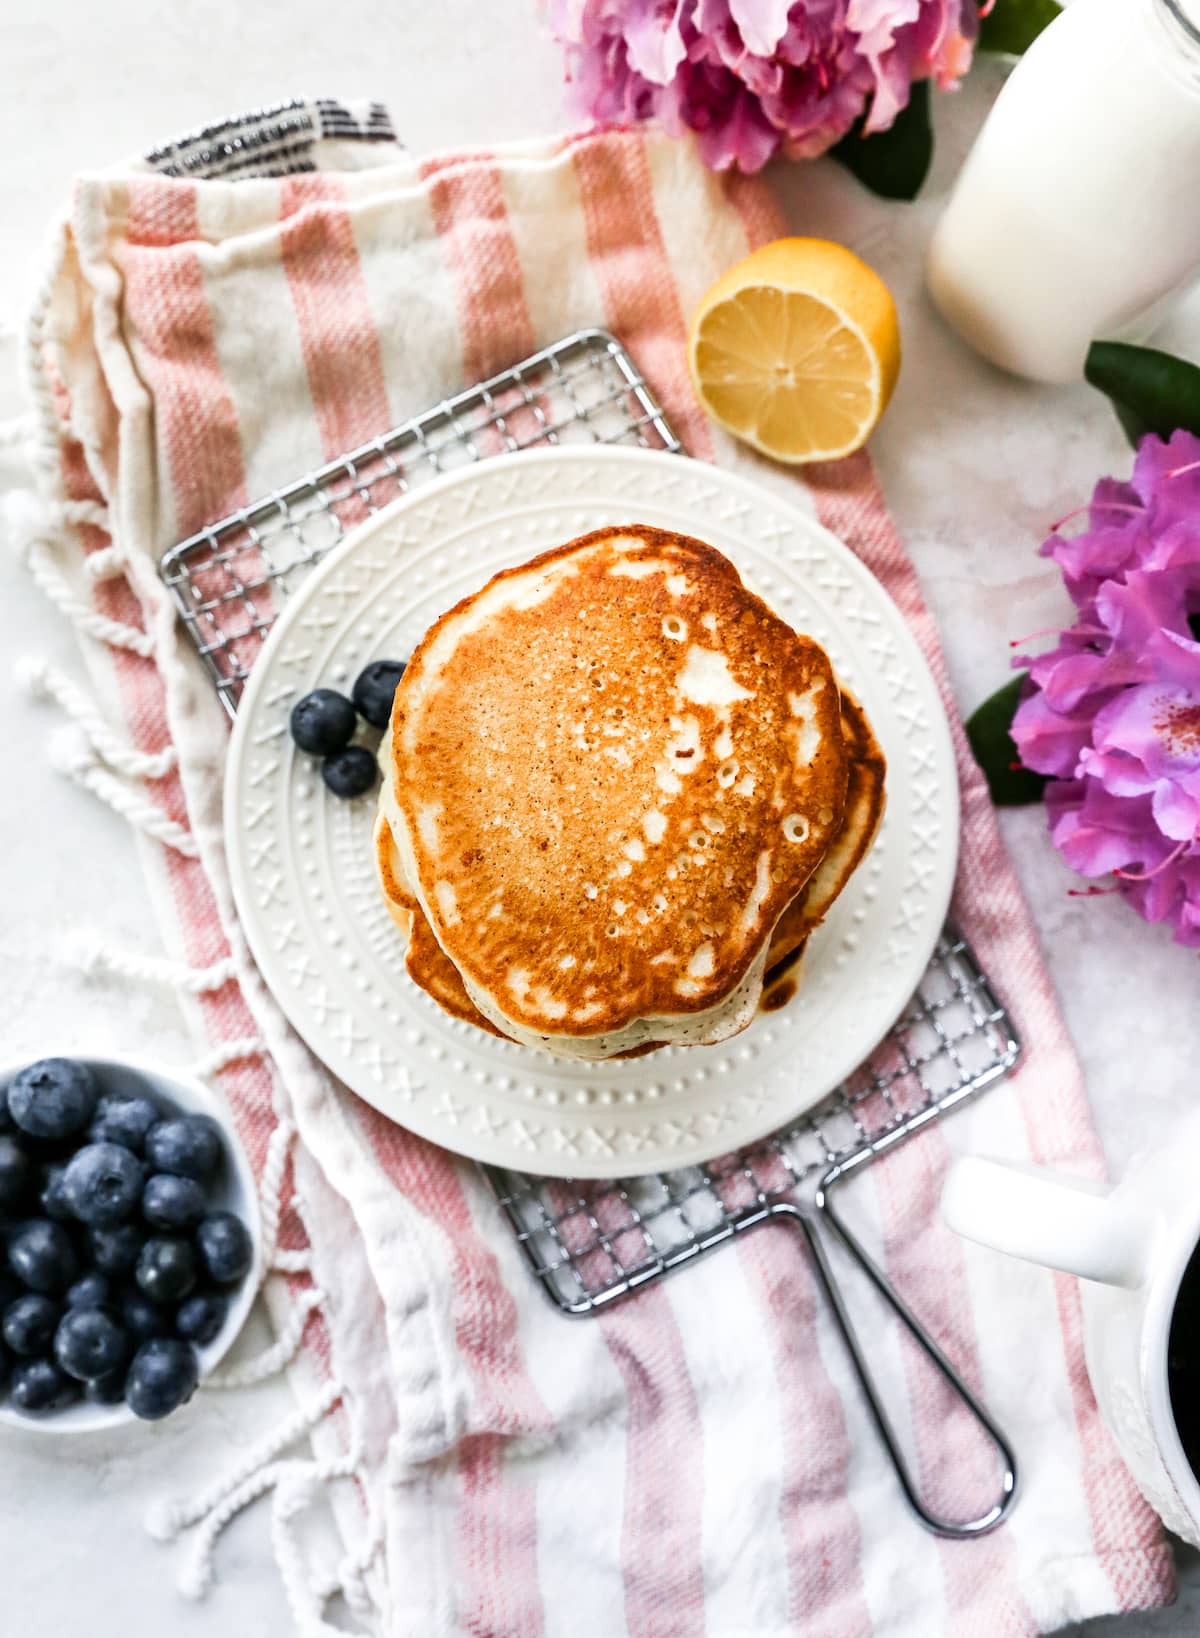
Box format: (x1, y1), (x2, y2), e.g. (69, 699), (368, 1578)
(9, 1357), (78, 1412)
(0, 1135), (30, 1213)
(142, 1173), (206, 1232)
(118, 1285), (172, 1345)
(289, 688), (357, 756)
(2, 1293), (60, 1356)
(352, 658), (407, 729)
(8, 1058), (98, 1141)
(175, 1292), (226, 1347)
(39, 1163), (73, 1223)
(88, 1221), (144, 1277)
(321, 745), (378, 800)
(84, 1366), (127, 1406)
(62, 1142), (143, 1227)
(195, 1211), (254, 1287)
(8, 1220), (78, 1293)
(145, 1116), (222, 1184)
(135, 1237), (197, 1305)
(65, 1272), (112, 1310)
(87, 1092), (160, 1154)
(125, 1337), (199, 1421)
(54, 1307), (129, 1382)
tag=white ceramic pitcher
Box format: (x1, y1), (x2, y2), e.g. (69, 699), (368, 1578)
(942, 1139), (1200, 1543)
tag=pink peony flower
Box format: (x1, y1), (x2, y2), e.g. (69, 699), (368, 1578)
(543, 0), (978, 171)
(1011, 431), (1200, 947)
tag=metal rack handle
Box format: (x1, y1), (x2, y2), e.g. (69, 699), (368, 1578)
(765, 1198), (1018, 1539)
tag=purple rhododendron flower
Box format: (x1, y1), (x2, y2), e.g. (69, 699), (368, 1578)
(1011, 431), (1200, 947)
(544, 0), (978, 171)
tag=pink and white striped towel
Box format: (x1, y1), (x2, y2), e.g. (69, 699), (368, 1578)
(12, 110), (1176, 1635)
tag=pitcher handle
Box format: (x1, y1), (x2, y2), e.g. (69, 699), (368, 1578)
(942, 1155), (1150, 1289)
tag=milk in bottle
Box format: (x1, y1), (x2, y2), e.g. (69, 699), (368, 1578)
(927, 0), (1200, 382)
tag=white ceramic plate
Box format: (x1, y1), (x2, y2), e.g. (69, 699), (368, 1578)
(226, 447), (957, 1177)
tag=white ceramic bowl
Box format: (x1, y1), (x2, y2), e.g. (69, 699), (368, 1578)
(0, 1052), (260, 1433)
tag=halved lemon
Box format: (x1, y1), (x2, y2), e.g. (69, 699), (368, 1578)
(687, 238), (900, 464)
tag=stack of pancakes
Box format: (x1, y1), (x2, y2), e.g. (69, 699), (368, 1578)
(374, 526), (884, 1060)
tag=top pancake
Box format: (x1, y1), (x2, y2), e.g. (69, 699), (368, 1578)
(376, 690), (884, 1040)
(384, 526), (848, 1048)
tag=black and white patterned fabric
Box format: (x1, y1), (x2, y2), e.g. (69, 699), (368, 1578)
(143, 97), (398, 181)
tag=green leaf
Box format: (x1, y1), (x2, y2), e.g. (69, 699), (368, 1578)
(831, 81), (932, 202)
(1084, 341), (1200, 447)
(966, 675), (1048, 806)
(978, 0), (1062, 55)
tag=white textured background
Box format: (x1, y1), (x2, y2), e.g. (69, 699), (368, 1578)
(0, 2), (1196, 1632)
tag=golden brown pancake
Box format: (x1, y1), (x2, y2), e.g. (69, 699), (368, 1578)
(380, 526), (849, 1058)
(375, 813), (662, 1055)
(373, 814), (505, 1036)
(765, 689), (887, 969)
(378, 682), (883, 1039)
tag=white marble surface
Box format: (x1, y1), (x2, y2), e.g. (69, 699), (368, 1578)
(1, 2), (1198, 1632)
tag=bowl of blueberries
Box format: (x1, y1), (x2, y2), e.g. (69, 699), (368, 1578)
(0, 1053), (259, 1430)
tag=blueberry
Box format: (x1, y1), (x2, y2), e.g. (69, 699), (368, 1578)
(195, 1211), (254, 1287)
(62, 1142), (143, 1227)
(118, 1285), (172, 1344)
(87, 1092), (160, 1154)
(65, 1272), (112, 1310)
(39, 1163), (73, 1223)
(125, 1337), (199, 1421)
(290, 688), (357, 756)
(8, 1058), (98, 1140)
(352, 658), (407, 728)
(54, 1307), (129, 1382)
(145, 1116), (222, 1184)
(142, 1173), (206, 1232)
(135, 1237), (197, 1304)
(2, 1293), (60, 1355)
(88, 1221), (144, 1276)
(9, 1357), (78, 1412)
(0, 1090), (15, 1136)
(321, 745), (377, 799)
(84, 1366), (127, 1405)
(8, 1220), (78, 1293)
(175, 1292), (226, 1347)
(0, 1135), (31, 1213)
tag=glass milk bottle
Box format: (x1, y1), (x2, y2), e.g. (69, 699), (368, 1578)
(927, 0), (1200, 383)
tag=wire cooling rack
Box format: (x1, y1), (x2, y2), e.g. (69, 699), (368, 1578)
(490, 936), (1015, 1313)
(161, 328), (1020, 1538)
(161, 330), (677, 714)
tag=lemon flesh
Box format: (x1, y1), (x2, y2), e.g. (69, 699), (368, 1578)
(688, 238), (900, 465)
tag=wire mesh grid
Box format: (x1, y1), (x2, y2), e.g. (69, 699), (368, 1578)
(162, 326), (1023, 1534)
(487, 935), (1017, 1314)
(160, 328), (679, 715)
(161, 325), (1020, 1290)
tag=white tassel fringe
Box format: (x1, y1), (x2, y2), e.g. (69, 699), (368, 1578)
(18, 655), (176, 778)
(202, 1287), (325, 1390)
(48, 725), (197, 856)
(65, 932), (235, 995)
